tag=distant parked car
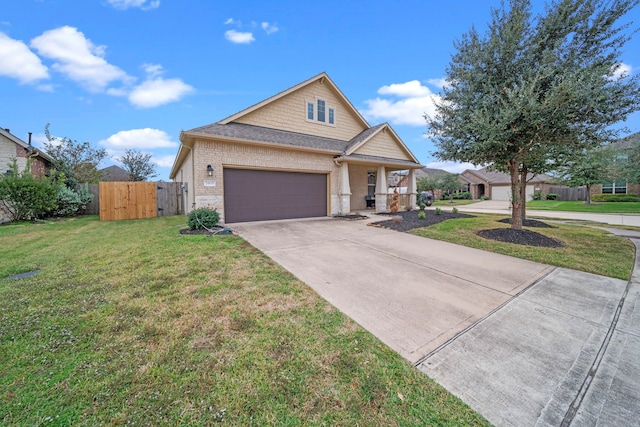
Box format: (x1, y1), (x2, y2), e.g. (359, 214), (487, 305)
(420, 191), (434, 206)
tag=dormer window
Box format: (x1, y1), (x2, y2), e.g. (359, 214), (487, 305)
(306, 98), (336, 126)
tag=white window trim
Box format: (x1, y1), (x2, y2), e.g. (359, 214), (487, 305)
(602, 181), (627, 194)
(305, 98), (337, 127)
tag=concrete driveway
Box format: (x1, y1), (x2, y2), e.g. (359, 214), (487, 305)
(233, 216), (640, 426)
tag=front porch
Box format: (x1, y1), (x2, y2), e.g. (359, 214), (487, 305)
(334, 157), (422, 214)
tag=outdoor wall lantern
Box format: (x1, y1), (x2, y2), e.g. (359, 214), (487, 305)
(206, 165), (214, 176)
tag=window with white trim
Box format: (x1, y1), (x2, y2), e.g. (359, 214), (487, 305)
(306, 98), (336, 126)
(602, 181), (627, 194)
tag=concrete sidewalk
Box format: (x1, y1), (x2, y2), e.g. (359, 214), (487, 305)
(233, 217), (640, 426)
(443, 200), (640, 227)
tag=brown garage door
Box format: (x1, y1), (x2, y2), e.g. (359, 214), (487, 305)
(223, 168), (327, 223)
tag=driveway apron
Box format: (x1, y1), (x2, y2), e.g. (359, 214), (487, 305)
(232, 217), (552, 364)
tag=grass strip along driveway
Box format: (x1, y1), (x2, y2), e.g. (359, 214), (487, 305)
(0, 216), (488, 426)
(527, 200), (640, 214)
(411, 213), (634, 280)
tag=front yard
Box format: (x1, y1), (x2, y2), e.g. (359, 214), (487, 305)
(0, 216), (488, 426)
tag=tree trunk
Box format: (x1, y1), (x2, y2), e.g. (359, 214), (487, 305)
(509, 162), (523, 230)
(520, 167), (527, 225)
(585, 184), (592, 205)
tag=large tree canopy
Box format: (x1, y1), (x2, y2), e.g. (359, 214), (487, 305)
(428, 0), (640, 229)
(117, 149), (158, 182)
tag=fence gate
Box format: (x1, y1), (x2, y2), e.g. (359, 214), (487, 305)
(99, 182), (157, 221)
(156, 182), (183, 216)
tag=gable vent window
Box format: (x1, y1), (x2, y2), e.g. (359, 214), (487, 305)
(306, 98), (336, 126)
(307, 102), (314, 120)
(317, 99), (326, 122)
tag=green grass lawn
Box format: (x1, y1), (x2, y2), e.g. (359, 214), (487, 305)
(411, 214), (634, 280)
(527, 200), (640, 213)
(0, 216), (488, 426)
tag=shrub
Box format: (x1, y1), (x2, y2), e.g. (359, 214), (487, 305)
(188, 207), (220, 230)
(418, 201), (426, 210)
(53, 185), (94, 217)
(480, 195), (490, 200)
(546, 193), (559, 200)
(417, 211), (426, 219)
(435, 207), (442, 215)
(452, 207), (459, 214)
(453, 191), (471, 200)
(532, 191), (543, 201)
(591, 194), (640, 202)
(0, 160), (59, 221)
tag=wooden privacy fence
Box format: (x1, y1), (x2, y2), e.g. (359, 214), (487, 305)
(549, 186), (587, 201)
(95, 182), (183, 221)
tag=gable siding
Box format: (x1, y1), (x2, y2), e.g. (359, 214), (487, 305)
(0, 134), (28, 173)
(233, 80), (366, 141)
(353, 130), (413, 161)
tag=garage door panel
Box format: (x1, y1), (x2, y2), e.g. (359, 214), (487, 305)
(223, 168), (327, 223)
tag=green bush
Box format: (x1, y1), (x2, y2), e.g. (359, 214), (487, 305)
(0, 160), (59, 221)
(53, 185), (94, 217)
(546, 193), (559, 200)
(453, 191), (471, 200)
(418, 201), (426, 210)
(532, 191), (543, 201)
(435, 207), (442, 215)
(480, 195), (490, 200)
(417, 210), (426, 219)
(188, 207), (220, 230)
(452, 207), (459, 214)
(591, 194), (640, 202)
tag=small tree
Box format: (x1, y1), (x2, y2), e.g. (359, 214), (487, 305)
(559, 148), (614, 205)
(44, 123), (107, 186)
(417, 175), (441, 194)
(0, 159), (59, 221)
(117, 149), (158, 182)
(439, 173), (465, 203)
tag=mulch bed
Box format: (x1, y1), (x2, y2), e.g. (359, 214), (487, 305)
(497, 218), (557, 228)
(371, 210), (475, 232)
(477, 228), (565, 247)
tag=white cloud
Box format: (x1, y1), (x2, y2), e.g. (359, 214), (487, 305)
(224, 18), (236, 25)
(363, 80), (441, 126)
(0, 32), (49, 84)
(224, 30), (255, 44)
(426, 161), (479, 174)
(142, 63), (163, 78)
(261, 22), (278, 35)
(99, 128), (178, 150)
(153, 154), (176, 168)
(106, 0), (160, 10)
(30, 26), (130, 92)
(427, 78), (450, 89)
(611, 62), (632, 79)
(128, 77), (194, 108)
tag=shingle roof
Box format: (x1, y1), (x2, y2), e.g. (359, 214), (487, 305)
(463, 167), (552, 184)
(414, 167), (450, 179)
(187, 122), (347, 152)
(100, 165), (130, 181)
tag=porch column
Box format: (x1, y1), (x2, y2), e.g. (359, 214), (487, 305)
(338, 162), (351, 214)
(375, 165), (387, 212)
(407, 168), (417, 209)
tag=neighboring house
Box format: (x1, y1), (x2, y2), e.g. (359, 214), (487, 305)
(1, 127), (53, 223)
(460, 167), (554, 200)
(100, 165), (131, 181)
(590, 131), (640, 197)
(391, 167), (451, 198)
(169, 72), (424, 223)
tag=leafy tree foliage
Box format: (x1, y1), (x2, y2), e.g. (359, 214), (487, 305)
(623, 141), (640, 184)
(428, 0), (640, 229)
(116, 149), (158, 182)
(558, 148), (615, 204)
(0, 160), (59, 221)
(417, 175), (441, 194)
(439, 173), (465, 203)
(44, 123), (107, 186)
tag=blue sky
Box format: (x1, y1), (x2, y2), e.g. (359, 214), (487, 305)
(1, 0), (639, 181)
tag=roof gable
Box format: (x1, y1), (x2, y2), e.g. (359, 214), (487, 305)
(218, 73), (370, 141)
(347, 123), (418, 163)
(0, 127), (53, 163)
